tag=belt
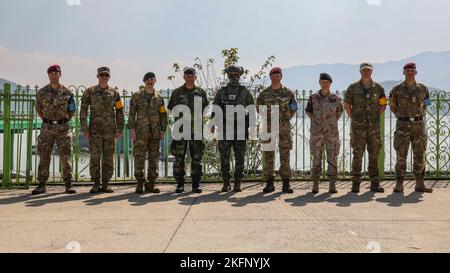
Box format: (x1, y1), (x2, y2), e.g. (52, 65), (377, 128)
(43, 118), (69, 125)
(397, 117), (423, 122)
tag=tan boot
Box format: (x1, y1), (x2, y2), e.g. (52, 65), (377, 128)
(135, 179), (144, 194)
(393, 177), (404, 193)
(101, 180), (114, 193)
(329, 179), (337, 194)
(233, 178), (242, 192)
(415, 176), (433, 193)
(64, 181), (76, 194)
(145, 180), (160, 194)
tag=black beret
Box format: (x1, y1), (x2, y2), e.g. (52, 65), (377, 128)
(183, 67), (196, 75)
(320, 73), (333, 83)
(143, 72), (156, 82)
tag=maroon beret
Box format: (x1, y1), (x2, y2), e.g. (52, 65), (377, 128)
(403, 62), (417, 70)
(269, 67), (282, 76)
(47, 64), (61, 73)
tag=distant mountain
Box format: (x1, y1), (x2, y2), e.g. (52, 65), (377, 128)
(283, 50), (450, 91)
(0, 78), (18, 91)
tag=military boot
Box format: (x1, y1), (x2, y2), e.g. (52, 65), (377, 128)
(312, 179), (319, 194)
(415, 176), (433, 193)
(145, 180), (160, 194)
(175, 177), (185, 193)
(393, 177), (404, 193)
(64, 181), (76, 194)
(32, 181), (47, 195)
(233, 178), (242, 193)
(329, 179), (338, 194)
(263, 177), (275, 193)
(282, 178), (294, 194)
(351, 177), (361, 193)
(101, 180), (114, 193)
(221, 178), (231, 192)
(192, 178), (202, 194)
(370, 179), (385, 193)
(89, 179), (101, 194)
(135, 179), (145, 194)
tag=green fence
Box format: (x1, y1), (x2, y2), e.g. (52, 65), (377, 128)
(1, 83), (449, 188)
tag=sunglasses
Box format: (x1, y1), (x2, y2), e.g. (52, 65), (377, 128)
(99, 74), (110, 78)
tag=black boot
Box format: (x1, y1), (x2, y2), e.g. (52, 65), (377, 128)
(175, 177), (185, 193)
(32, 181), (47, 195)
(233, 178), (242, 193)
(351, 177), (361, 193)
(263, 177), (275, 193)
(282, 178), (294, 194)
(312, 179), (319, 194)
(393, 177), (404, 193)
(192, 177), (202, 193)
(370, 179), (385, 193)
(135, 179), (144, 194)
(64, 181), (76, 194)
(222, 178), (231, 192)
(90, 179), (101, 194)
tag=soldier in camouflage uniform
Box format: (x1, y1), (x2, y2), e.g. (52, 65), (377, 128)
(168, 68), (209, 193)
(80, 67), (125, 194)
(32, 64), (77, 195)
(344, 63), (387, 193)
(389, 63), (433, 193)
(128, 72), (168, 194)
(256, 67), (298, 194)
(306, 73), (344, 194)
(212, 65), (255, 192)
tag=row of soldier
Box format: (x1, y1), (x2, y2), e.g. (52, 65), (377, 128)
(30, 62), (433, 196)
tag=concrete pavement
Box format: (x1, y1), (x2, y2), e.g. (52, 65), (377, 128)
(0, 180), (449, 253)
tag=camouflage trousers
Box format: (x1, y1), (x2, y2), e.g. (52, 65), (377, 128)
(394, 121), (427, 179)
(89, 133), (115, 182)
(170, 140), (205, 180)
(262, 124), (293, 180)
(351, 124), (381, 181)
(133, 133), (161, 182)
(310, 134), (340, 180)
(218, 140), (246, 180)
(37, 124), (73, 182)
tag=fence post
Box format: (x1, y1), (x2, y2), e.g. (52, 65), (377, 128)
(2, 83), (12, 188)
(25, 100), (34, 187)
(378, 111), (385, 180)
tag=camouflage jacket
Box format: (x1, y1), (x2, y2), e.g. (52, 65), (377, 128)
(80, 85), (125, 135)
(256, 85), (297, 124)
(128, 90), (168, 137)
(389, 81), (431, 118)
(35, 84), (76, 121)
(306, 90), (344, 135)
(344, 80), (387, 127)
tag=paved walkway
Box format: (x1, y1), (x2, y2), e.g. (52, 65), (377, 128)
(1, 181), (449, 253)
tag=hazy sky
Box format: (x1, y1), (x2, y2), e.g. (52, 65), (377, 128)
(1, 0), (450, 89)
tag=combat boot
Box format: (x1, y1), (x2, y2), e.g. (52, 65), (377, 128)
(312, 179), (319, 194)
(101, 180), (114, 193)
(329, 179), (338, 194)
(233, 178), (242, 192)
(393, 177), (404, 193)
(31, 181), (47, 195)
(192, 178), (203, 193)
(90, 179), (101, 194)
(175, 177), (185, 193)
(221, 178), (231, 192)
(263, 177), (275, 193)
(415, 176), (433, 193)
(135, 179), (144, 194)
(351, 177), (361, 193)
(145, 180), (160, 194)
(370, 179), (385, 193)
(282, 177), (294, 194)
(64, 181), (76, 194)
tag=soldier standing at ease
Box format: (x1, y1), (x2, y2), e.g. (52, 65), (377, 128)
(389, 63), (433, 193)
(32, 64), (77, 195)
(80, 67), (125, 194)
(128, 72), (168, 194)
(256, 67), (298, 194)
(305, 73), (344, 194)
(211, 65), (255, 192)
(168, 68), (209, 193)
(344, 63), (387, 193)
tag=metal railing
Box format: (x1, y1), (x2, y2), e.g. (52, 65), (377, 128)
(1, 83), (449, 188)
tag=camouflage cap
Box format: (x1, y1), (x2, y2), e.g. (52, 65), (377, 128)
(183, 67), (196, 75)
(97, 66), (111, 75)
(143, 72), (156, 82)
(225, 64), (244, 75)
(360, 63), (373, 71)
